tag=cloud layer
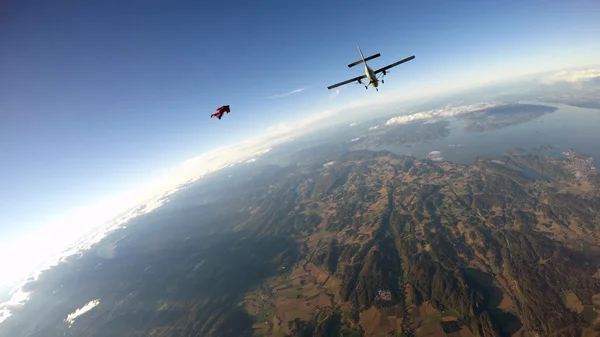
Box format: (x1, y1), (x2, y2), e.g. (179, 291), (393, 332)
(539, 68), (600, 84)
(385, 102), (501, 125)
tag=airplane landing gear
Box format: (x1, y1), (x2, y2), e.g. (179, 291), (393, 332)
(365, 85), (368, 89)
(377, 71), (386, 84)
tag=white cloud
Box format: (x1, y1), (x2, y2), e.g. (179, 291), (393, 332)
(384, 102), (502, 126)
(539, 68), (600, 84)
(64, 299), (99, 327)
(267, 87), (306, 99)
(0, 288), (29, 324)
(427, 151), (444, 162)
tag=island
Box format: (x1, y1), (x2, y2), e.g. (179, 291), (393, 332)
(538, 88), (600, 110)
(350, 120), (451, 150)
(459, 103), (558, 132)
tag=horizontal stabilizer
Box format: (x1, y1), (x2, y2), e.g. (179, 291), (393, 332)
(348, 53), (381, 68)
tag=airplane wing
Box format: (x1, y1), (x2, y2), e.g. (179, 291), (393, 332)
(374, 55), (416, 74)
(327, 74), (367, 90)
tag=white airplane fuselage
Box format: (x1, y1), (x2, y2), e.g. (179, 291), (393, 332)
(364, 64), (378, 88)
(358, 46), (378, 88)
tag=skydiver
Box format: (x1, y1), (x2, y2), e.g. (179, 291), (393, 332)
(211, 105), (231, 120)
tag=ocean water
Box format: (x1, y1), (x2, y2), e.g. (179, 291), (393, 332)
(373, 102), (600, 166)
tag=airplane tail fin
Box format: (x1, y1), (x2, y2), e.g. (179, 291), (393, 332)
(357, 45), (365, 61)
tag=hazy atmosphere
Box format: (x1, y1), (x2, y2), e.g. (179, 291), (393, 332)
(2, 1), (600, 336)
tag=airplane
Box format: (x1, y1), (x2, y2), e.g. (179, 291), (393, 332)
(327, 46), (415, 91)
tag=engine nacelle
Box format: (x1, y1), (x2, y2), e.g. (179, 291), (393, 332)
(382, 70), (387, 75)
(357, 78), (362, 84)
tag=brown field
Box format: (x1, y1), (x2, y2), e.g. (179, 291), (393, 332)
(410, 302), (446, 337)
(441, 315), (458, 323)
(494, 277), (517, 312)
(405, 284), (414, 306)
(305, 263), (330, 285)
(565, 291), (585, 313)
(467, 258), (489, 273)
(592, 294), (600, 306)
(242, 290), (279, 336)
(582, 329), (600, 337)
(242, 262), (342, 336)
(306, 227), (334, 249)
(359, 306), (403, 337)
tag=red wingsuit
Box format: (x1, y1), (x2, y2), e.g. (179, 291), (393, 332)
(211, 105), (231, 120)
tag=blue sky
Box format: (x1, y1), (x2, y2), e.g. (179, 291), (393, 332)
(0, 0), (599, 282)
